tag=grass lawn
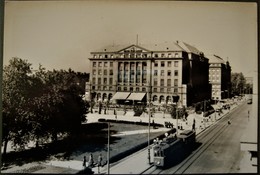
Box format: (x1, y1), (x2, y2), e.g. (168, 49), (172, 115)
(2, 122), (167, 170)
(70, 122), (166, 164)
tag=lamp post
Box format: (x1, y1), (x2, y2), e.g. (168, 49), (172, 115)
(204, 100), (206, 128)
(107, 122), (110, 174)
(172, 95), (180, 134)
(147, 100), (151, 164)
(215, 98), (217, 122)
(147, 83), (152, 165)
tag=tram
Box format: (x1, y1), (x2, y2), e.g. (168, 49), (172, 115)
(153, 130), (196, 168)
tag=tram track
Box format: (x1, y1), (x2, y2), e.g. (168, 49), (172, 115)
(141, 102), (246, 174)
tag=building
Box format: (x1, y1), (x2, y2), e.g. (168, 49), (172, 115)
(86, 42), (211, 107)
(177, 42), (212, 105)
(207, 55), (231, 100)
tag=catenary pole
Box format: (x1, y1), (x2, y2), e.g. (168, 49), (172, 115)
(147, 83), (151, 164)
(107, 122), (110, 174)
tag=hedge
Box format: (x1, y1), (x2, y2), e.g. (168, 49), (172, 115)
(97, 118), (164, 127)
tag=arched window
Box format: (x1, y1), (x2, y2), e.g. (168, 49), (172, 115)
(159, 96), (165, 103)
(97, 93), (102, 101)
(166, 96), (171, 104)
(108, 93), (113, 101)
(102, 93), (107, 101)
(153, 95), (158, 102)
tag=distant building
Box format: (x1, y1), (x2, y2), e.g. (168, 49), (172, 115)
(86, 42), (211, 107)
(207, 55), (231, 100)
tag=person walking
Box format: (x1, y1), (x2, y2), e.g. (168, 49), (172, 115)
(114, 109), (117, 119)
(88, 154), (94, 168)
(82, 156), (87, 169)
(192, 119), (196, 131)
(97, 154), (103, 173)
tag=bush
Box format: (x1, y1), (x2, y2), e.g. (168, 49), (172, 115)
(97, 119), (164, 127)
(169, 105), (187, 119)
(133, 105), (145, 116)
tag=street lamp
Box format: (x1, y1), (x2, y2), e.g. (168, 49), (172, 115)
(147, 82), (152, 165)
(203, 100), (206, 128)
(172, 95), (179, 134)
(107, 122), (110, 174)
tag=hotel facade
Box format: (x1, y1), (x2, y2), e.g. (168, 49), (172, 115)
(207, 55), (231, 100)
(86, 42), (211, 107)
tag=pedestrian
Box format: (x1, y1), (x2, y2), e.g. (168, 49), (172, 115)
(114, 109), (117, 119)
(192, 123), (195, 131)
(152, 119), (155, 129)
(82, 156), (87, 169)
(98, 154), (103, 167)
(97, 154), (103, 173)
(88, 154), (94, 168)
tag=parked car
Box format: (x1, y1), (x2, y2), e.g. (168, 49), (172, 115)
(222, 104), (230, 110)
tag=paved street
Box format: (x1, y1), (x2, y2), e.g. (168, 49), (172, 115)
(163, 102), (257, 174)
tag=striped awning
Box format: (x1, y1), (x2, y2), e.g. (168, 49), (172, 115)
(111, 92), (131, 100)
(126, 92), (146, 101)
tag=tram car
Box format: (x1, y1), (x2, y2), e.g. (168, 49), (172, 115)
(153, 130), (196, 168)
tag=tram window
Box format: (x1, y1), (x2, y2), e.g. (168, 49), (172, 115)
(154, 150), (158, 156)
(160, 150), (164, 157)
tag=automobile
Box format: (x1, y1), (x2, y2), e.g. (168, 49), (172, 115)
(222, 104), (230, 109)
(247, 99), (252, 104)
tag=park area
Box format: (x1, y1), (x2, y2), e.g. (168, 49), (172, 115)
(1, 122), (167, 173)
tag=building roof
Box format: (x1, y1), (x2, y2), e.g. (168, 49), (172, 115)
(92, 44), (132, 53)
(139, 42), (185, 52)
(91, 42), (186, 53)
(177, 42), (202, 55)
(207, 54), (226, 64)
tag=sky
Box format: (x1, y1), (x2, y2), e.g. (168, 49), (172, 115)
(3, 1), (258, 79)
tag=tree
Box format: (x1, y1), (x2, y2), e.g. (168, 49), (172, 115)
(27, 65), (55, 147)
(40, 69), (88, 141)
(244, 83), (253, 94)
(2, 57), (33, 155)
(2, 58), (89, 155)
(231, 72), (246, 96)
(169, 104), (187, 119)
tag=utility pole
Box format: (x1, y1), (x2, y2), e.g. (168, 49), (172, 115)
(172, 95), (180, 134)
(107, 122), (110, 174)
(215, 99), (217, 121)
(176, 101), (178, 135)
(204, 100), (206, 128)
(147, 82), (151, 164)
